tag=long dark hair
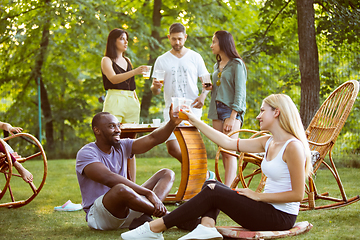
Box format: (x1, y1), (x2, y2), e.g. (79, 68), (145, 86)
(214, 30), (243, 65)
(105, 28), (129, 61)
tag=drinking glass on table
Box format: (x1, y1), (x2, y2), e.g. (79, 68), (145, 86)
(143, 66), (152, 79)
(152, 119), (161, 127)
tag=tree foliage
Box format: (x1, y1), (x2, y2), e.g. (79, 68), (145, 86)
(0, 0), (359, 158)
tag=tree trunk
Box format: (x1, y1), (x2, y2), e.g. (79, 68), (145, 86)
(296, 0), (320, 128)
(140, 0), (162, 120)
(33, 0), (54, 152)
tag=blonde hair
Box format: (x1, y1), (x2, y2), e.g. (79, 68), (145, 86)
(263, 94), (312, 177)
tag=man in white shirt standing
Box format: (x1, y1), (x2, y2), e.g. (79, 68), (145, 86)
(151, 23), (210, 163)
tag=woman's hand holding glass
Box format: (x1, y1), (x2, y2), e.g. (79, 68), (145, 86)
(179, 108), (197, 123)
(135, 65), (149, 75)
(201, 73), (213, 90)
(202, 82), (213, 91)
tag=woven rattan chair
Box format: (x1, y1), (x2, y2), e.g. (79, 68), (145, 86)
(0, 133), (47, 208)
(215, 80), (360, 210)
(301, 80), (360, 210)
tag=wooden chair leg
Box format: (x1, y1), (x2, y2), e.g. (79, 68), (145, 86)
(300, 151), (360, 210)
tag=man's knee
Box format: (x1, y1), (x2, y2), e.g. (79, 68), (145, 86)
(111, 183), (136, 200)
(160, 168), (175, 182)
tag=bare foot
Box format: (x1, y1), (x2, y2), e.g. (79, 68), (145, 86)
(13, 161), (33, 183)
(20, 168), (33, 183)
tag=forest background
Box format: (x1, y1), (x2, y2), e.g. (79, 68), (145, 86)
(0, 0), (359, 163)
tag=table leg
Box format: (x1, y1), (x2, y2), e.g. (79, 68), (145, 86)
(165, 127), (207, 202)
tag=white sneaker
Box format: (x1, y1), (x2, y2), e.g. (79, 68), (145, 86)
(121, 222), (164, 240)
(178, 224), (223, 240)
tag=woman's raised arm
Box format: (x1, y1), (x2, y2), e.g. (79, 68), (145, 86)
(183, 110), (268, 154)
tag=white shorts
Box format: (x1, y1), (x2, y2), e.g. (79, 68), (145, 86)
(87, 195), (143, 230)
(166, 132), (177, 142)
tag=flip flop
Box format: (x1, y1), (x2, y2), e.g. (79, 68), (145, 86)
(54, 200), (82, 212)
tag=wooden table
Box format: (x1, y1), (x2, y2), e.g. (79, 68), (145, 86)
(121, 124), (208, 202)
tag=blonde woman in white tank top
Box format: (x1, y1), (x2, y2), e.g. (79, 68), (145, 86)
(121, 94), (312, 240)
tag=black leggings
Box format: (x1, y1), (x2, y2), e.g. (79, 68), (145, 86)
(163, 180), (297, 231)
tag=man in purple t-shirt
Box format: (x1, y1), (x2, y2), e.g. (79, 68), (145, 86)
(76, 106), (182, 230)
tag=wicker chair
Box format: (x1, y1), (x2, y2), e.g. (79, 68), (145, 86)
(215, 80), (360, 210)
(301, 80), (359, 210)
(0, 133), (47, 208)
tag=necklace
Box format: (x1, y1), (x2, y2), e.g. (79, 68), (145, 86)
(216, 71), (222, 86)
(216, 60), (228, 86)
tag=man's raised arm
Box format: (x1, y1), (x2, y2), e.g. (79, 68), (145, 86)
(131, 105), (182, 154)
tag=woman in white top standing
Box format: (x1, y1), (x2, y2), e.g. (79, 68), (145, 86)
(121, 94), (312, 240)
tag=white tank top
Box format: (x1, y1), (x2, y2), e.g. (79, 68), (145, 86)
(261, 137), (304, 215)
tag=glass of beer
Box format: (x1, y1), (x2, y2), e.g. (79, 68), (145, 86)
(143, 66), (152, 79)
(155, 70), (165, 84)
(172, 97), (192, 120)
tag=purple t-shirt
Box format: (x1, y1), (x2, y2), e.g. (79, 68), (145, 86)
(76, 139), (134, 214)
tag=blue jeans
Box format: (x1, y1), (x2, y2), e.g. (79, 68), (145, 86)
(216, 101), (241, 121)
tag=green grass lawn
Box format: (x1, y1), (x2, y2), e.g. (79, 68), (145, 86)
(0, 158), (359, 239)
